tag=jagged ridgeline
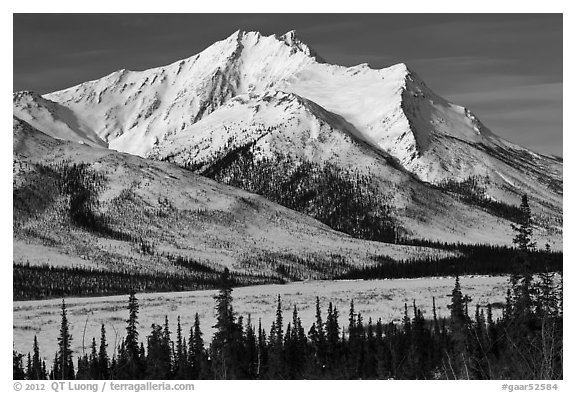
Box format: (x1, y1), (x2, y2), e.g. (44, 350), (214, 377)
(186, 143), (398, 243)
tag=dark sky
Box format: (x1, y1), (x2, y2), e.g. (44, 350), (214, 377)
(13, 14), (563, 156)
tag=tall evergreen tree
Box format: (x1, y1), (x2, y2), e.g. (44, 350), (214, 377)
(325, 302), (341, 373)
(174, 316), (187, 378)
(244, 314), (259, 378)
(272, 295), (284, 344)
(211, 268), (241, 379)
(256, 319), (268, 378)
(267, 295), (285, 378)
(98, 324), (109, 379)
(510, 194), (536, 320)
(189, 313), (206, 378)
(448, 276), (468, 377)
(88, 338), (99, 379)
(55, 299), (74, 379)
(117, 290), (142, 379)
(308, 296), (326, 371)
(31, 336), (44, 379)
(146, 324), (172, 379)
(125, 291), (140, 359)
(512, 194), (536, 252)
(162, 315), (173, 377)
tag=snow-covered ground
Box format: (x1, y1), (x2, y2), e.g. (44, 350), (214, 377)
(13, 275), (510, 361)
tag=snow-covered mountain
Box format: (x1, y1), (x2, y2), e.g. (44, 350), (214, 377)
(13, 30), (563, 248)
(13, 91), (108, 148)
(14, 116), (451, 277)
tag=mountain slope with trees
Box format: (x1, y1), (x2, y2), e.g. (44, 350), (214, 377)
(13, 116), (452, 297)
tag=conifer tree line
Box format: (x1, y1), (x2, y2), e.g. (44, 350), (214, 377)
(13, 267), (562, 380)
(15, 241), (560, 301)
(13, 262), (282, 301)
(339, 245), (561, 280)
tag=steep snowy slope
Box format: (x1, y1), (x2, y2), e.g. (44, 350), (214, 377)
(149, 90), (399, 174)
(13, 91), (107, 148)
(13, 30), (562, 247)
(283, 62), (562, 200)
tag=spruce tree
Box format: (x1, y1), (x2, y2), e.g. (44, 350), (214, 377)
(448, 276), (468, 377)
(267, 295), (284, 378)
(285, 305), (305, 378)
(512, 194), (536, 252)
(364, 317), (377, 378)
(244, 314), (258, 378)
(98, 324), (109, 379)
(174, 316), (187, 378)
(510, 194), (536, 320)
(56, 299), (74, 379)
(348, 299), (356, 342)
(211, 268), (239, 379)
(347, 300), (360, 377)
(272, 294), (284, 344)
(325, 302), (341, 373)
(256, 319), (268, 378)
(308, 297), (326, 370)
(119, 290), (142, 379)
(189, 313), (205, 378)
(88, 338), (99, 379)
(31, 335), (44, 379)
(162, 315), (173, 377)
(125, 291), (140, 361)
(146, 324), (171, 379)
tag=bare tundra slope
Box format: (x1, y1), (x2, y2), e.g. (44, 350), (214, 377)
(13, 117), (449, 277)
(13, 30), (562, 248)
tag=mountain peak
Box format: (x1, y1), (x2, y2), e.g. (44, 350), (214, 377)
(279, 30), (326, 63)
(280, 29), (298, 43)
(222, 29), (325, 64)
(229, 29), (261, 41)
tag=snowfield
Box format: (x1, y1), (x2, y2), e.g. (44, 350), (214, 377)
(13, 276), (510, 361)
